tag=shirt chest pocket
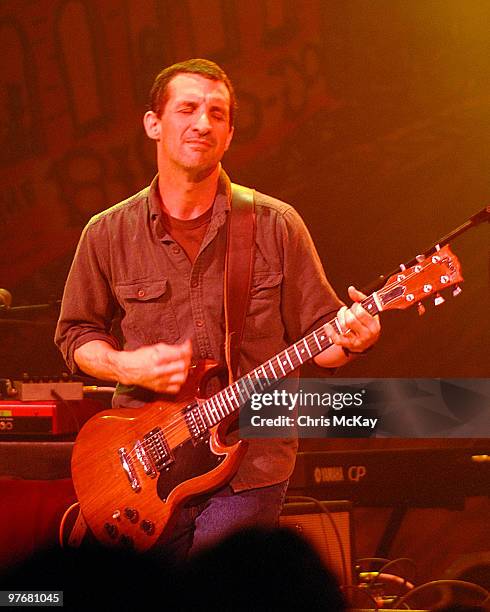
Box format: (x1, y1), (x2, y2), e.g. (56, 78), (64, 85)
(115, 279), (179, 345)
(245, 272), (284, 339)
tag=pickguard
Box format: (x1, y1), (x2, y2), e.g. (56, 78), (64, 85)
(156, 436), (224, 500)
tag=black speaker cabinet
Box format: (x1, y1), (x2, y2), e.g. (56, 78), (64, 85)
(280, 499), (354, 585)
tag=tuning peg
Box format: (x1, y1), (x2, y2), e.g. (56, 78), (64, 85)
(417, 302), (426, 316)
(416, 254), (425, 263)
(434, 293), (445, 306)
(452, 285), (462, 297)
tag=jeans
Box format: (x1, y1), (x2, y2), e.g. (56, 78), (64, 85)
(161, 480), (289, 562)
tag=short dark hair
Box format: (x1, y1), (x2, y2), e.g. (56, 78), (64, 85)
(149, 58), (237, 128)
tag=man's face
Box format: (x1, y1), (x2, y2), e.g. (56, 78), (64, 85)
(149, 73), (234, 176)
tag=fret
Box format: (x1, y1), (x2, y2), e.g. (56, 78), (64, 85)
(363, 296), (377, 316)
(312, 331), (322, 351)
(228, 385), (239, 407)
(215, 391), (228, 419)
(247, 373), (259, 394)
(234, 381), (246, 404)
(258, 365), (269, 381)
(284, 350), (294, 370)
(293, 343), (303, 364)
(371, 291), (383, 312)
(215, 394), (227, 419)
(239, 378), (251, 400)
(317, 329), (331, 351)
(331, 318), (342, 335)
(302, 338), (312, 358)
(267, 360), (278, 379)
(319, 329), (328, 345)
(241, 376), (254, 398)
(223, 388), (235, 412)
(276, 355), (286, 376)
(201, 402), (213, 427)
(253, 370), (264, 390)
(209, 395), (220, 420)
(207, 398), (220, 425)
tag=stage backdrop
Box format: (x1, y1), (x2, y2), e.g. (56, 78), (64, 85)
(1, 1), (489, 589)
(1, 0), (488, 378)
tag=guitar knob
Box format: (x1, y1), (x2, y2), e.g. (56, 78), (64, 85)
(112, 510), (121, 520)
(452, 285), (462, 297)
(119, 534), (134, 548)
(104, 523), (118, 539)
(417, 302), (426, 316)
(140, 519), (155, 535)
(124, 507), (139, 522)
(434, 293), (445, 306)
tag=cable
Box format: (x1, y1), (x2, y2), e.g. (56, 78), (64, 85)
(392, 578), (490, 610)
(59, 502), (80, 548)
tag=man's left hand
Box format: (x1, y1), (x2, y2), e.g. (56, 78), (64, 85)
(326, 285), (381, 355)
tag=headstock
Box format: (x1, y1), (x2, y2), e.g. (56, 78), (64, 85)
(378, 245), (463, 312)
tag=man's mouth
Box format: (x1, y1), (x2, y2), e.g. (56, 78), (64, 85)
(186, 139), (213, 148)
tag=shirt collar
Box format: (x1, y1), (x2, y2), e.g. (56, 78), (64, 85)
(148, 167), (231, 225)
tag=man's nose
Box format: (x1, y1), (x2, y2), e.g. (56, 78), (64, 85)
(193, 110), (212, 132)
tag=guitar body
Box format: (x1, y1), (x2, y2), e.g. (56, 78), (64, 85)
(71, 362), (246, 552)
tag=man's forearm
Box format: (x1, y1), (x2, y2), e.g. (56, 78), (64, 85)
(74, 340), (124, 382)
(73, 338), (192, 394)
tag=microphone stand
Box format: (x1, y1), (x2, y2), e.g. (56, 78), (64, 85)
(362, 206), (489, 294)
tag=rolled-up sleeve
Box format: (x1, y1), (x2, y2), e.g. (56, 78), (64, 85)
(55, 220), (120, 373)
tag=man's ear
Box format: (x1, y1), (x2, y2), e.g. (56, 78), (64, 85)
(143, 111), (161, 140)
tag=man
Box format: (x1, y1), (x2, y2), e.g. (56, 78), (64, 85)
(55, 58), (380, 559)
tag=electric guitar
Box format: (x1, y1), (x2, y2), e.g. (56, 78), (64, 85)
(68, 245), (463, 551)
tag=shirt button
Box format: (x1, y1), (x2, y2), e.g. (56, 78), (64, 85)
(196, 320), (204, 327)
(137, 289), (145, 297)
(191, 279), (198, 288)
(172, 246), (181, 255)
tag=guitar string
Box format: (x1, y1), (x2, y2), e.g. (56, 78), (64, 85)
(122, 258), (442, 464)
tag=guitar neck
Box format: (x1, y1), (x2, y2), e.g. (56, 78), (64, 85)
(199, 294), (381, 427)
(195, 243), (463, 428)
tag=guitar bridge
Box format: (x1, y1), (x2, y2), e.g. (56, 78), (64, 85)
(118, 447), (141, 492)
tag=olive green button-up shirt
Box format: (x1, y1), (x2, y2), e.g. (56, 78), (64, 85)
(55, 170), (342, 491)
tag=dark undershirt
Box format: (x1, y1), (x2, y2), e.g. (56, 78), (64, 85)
(161, 205), (213, 263)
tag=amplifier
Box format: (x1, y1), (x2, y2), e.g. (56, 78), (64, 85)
(280, 499), (353, 586)
(0, 400), (103, 438)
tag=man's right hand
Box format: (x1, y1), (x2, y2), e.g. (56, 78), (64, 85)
(74, 339), (192, 394)
(111, 340), (192, 394)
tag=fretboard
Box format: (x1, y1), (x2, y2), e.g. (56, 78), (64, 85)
(198, 294), (380, 427)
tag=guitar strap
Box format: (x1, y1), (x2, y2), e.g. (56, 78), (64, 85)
(224, 184), (256, 384)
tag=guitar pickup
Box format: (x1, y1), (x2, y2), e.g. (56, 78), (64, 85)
(134, 440), (157, 477)
(143, 427), (173, 471)
(184, 403), (209, 443)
